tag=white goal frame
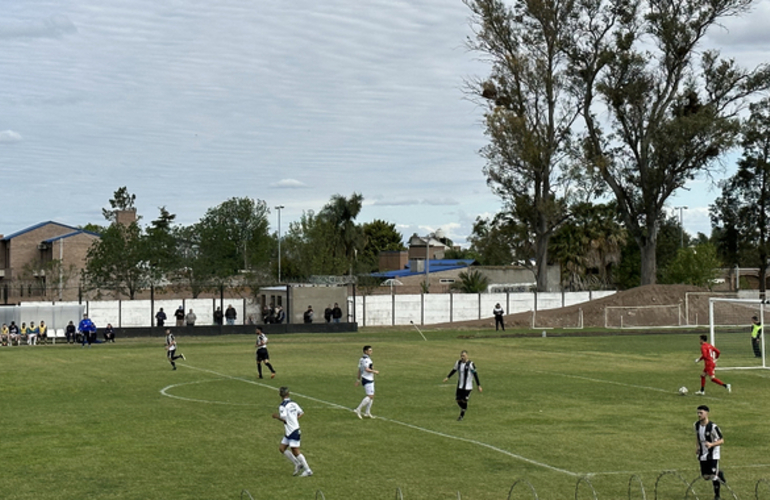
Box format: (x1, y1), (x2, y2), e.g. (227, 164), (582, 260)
(708, 297), (768, 370)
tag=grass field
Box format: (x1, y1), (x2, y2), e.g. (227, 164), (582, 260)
(2, 328), (769, 499)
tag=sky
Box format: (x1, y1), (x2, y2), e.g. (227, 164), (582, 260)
(2, 0), (770, 247)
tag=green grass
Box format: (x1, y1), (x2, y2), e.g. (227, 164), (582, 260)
(2, 329), (769, 499)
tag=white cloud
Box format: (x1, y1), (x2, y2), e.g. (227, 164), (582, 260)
(0, 130), (23, 143)
(270, 179), (307, 189)
(0, 15), (76, 39)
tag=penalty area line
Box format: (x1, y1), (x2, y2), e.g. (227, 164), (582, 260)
(174, 364), (579, 477)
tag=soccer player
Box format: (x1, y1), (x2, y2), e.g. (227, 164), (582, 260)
(255, 326), (276, 379)
(272, 386), (312, 477)
(444, 350), (483, 421)
(695, 405), (727, 500)
(695, 335), (731, 395)
(354, 345), (379, 419)
(165, 328), (185, 370)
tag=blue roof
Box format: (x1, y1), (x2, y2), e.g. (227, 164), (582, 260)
(371, 259), (476, 279)
(2, 221), (83, 241)
(43, 229), (101, 243)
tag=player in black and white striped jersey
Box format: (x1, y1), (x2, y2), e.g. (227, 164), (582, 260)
(255, 326), (276, 379)
(695, 405), (726, 500)
(444, 350), (482, 421)
(165, 328), (185, 370)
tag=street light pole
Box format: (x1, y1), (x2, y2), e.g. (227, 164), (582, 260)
(275, 205), (285, 282)
(674, 206), (688, 248)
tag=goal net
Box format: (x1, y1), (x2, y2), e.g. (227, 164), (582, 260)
(708, 298), (767, 370)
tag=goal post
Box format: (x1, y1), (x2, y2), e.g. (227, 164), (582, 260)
(708, 297), (768, 370)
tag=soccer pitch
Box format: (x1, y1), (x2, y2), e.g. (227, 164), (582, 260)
(2, 330), (769, 499)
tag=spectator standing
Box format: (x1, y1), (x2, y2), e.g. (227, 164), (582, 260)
(104, 323), (116, 342)
(174, 306), (185, 327)
(324, 305), (333, 323)
(332, 303), (342, 323)
(751, 315), (762, 358)
(275, 305), (285, 324)
(225, 305), (237, 325)
(493, 303), (505, 331)
(214, 307), (224, 326)
(65, 321), (76, 344)
(303, 306), (314, 324)
(186, 309), (197, 326)
(155, 308), (167, 328)
(78, 314), (97, 348)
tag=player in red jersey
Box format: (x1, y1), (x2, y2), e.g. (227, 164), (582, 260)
(695, 335), (731, 395)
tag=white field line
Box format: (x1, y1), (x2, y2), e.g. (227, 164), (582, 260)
(167, 364), (580, 477)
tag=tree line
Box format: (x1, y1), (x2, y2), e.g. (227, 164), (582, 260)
(464, 0), (770, 292)
(80, 189), (405, 299)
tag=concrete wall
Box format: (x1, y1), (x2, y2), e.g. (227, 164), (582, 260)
(354, 290), (616, 326)
(16, 290), (615, 329)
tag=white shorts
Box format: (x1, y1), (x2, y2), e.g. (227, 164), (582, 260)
(362, 379), (375, 396)
(281, 436), (301, 448)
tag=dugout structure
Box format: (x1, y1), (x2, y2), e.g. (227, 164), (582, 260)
(708, 297), (768, 370)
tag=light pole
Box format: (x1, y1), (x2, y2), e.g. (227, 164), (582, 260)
(275, 205), (285, 282)
(675, 206), (688, 248)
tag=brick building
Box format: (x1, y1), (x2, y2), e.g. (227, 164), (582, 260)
(0, 221), (100, 302)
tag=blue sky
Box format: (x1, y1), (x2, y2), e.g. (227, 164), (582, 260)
(2, 0), (769, 246)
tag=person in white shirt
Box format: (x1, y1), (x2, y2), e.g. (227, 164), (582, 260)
(272, 387), (312, 477)
(444, 350), (482, 421)
(354, 345), (379, 419)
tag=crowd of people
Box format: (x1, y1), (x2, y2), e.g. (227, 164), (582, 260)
(0, 314), (116, 347)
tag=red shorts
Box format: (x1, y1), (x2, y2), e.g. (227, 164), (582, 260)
(702, 363), (715, 377)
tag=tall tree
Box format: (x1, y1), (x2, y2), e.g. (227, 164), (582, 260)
(82, 221), (147, 299)
(571, 0), (770, 285)
(360, 220), (405, 273)
(711, 97), (770, 293)
(466, 0), (581, 291)
(319, 193), (365, 274)
(102, 186), (137, 223)
(196, 197), (271, 276)
(549, 202), (626, 290)
(144, 206), (179, 282)
(83, 188), (147, 299)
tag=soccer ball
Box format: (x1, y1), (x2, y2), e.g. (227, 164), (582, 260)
(678, 386), (689, 396)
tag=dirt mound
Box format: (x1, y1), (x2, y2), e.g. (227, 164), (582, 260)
(440, 284), (706, 330)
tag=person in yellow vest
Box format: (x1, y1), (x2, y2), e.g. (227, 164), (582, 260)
(38, 321), (48, 345)
(20, 322), (29, 345)
(751, 316), (762, 358)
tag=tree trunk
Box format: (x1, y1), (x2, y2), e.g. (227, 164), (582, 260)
(535, 231), (550, 292)
(639, 241), (657, 286)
